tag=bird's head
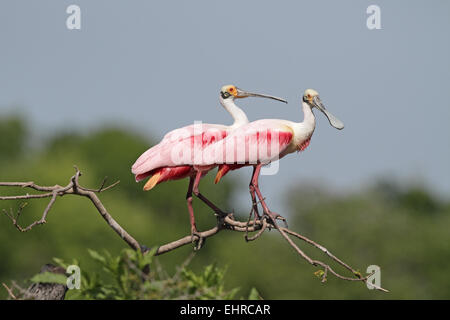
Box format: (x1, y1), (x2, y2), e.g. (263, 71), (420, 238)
(302, 89), (319, 104)
(303, 89), (344, 130)
(220, 85), (287, 103)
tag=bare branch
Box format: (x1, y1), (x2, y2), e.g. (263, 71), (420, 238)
(0, 168), (138, 250)
(0, 167), (389, 293)
(2, 283), (17, 300)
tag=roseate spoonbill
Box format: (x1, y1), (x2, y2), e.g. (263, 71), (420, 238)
(131, 85), (287, 236)
(201, 89), (344, 224)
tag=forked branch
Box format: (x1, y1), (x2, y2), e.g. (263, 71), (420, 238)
(0, 167), (139, 251)
(0, 167), (388, 292)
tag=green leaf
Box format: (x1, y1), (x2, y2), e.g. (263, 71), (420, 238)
(248, 288), (262, 300)
(87, 249), (106, 265)
(314, 270), (325, 279)
(52, 257), (68, 269)
(141, 247), (157, 267)
(30, 272), (67, 285)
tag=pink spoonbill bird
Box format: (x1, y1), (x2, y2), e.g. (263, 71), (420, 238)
(202, 89), (344, 224)
(131, 85), (287, 236)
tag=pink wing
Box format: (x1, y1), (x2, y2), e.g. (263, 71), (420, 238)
(199, 120), (294, 166)
(131, 123), (228, 181)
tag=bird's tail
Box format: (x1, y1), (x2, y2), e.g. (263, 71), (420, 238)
(143, 173), (161, 191)
(142, 166), (193, 191)
(215, 164), (247, 183)
(214, 165), (227, 184)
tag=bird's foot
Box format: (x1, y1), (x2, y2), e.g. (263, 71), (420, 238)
(190, 227), (206, 251)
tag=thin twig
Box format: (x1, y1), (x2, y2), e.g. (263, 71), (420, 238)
(2, 283), (17, 300)
(0, 168), (138, 250)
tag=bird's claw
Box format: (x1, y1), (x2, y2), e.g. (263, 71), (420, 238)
(191, 229), (206, 251)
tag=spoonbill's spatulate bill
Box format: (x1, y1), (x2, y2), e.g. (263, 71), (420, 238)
(131, 85), (287, 235)
(200, 89), (344, 223)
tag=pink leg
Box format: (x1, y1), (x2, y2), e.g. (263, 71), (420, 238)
(249, 166), (261, 219)
(186, 176), (198, 234)
(250, 164), (287, 226)
(192, 170), (226, 216)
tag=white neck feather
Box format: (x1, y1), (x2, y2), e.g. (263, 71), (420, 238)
(220, 96), (249, 128)
(292, 101), (316, 140)
(301, 101), (316, 128)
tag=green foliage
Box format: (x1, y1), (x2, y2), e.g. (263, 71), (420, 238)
(0, 115), (27, 163)
(247, 287), (262, 300)
(49, 249), (256, 300)
(180, 264), (239, 299)
(314, 270), (325, 281)
(29, 272), (67, 285)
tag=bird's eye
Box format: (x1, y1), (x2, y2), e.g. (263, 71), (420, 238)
(229, 87), (234, 92)
(221, 91), (231, 99)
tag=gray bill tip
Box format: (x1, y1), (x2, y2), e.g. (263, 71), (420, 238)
(313, 96), (344, 130)
(324, 109), (344, 130)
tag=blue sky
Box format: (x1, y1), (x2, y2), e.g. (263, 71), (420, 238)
(1, 1), (449, 211)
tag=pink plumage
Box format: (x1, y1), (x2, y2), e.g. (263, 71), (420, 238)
(131, 123), (228, 186)
(207, 120), (295, 183)
(130, 84), (289, 234)
(198, 120), (295, 167)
